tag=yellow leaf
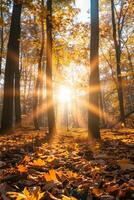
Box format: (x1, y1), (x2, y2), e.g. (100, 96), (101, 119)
(7, 192), (26, 200)
(29, 159), (45, 167)
(8, 187), (45, 200)
(46, 156), (55, 163)
(23, 187), (30, 197)
(62, 195), (77, 200)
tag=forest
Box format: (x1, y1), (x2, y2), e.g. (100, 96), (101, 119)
(0, 0), (134, 199)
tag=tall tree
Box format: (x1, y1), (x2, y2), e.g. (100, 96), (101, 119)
(15, 61), (21, 126)
(46, 0), (56, 136)
(1, 1), (22, 131)
(88, 0), (100, 139)
(33, 0), (45, 130)
(0, 0), (4, 75)
(111, 0), (125, 124)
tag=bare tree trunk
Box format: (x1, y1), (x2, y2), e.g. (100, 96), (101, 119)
(1, 1), (22, 131)
(33, 0), (45, 129)
(46, 0), (56, 136)
(111, 0), (125, 124)
(15, 68), (21, 127)
(99, 84), (105, 126)
(88, 0), (100, 139)
(33, 79), (40, 129)
(0, 0), (4, 75)
(23, 66), (27, 114)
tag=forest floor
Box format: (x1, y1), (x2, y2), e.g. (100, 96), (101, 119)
(0, 127), (134, 200)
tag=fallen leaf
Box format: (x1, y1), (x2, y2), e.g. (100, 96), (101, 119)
(44, 169), (58, 182)
(117, 159), (134, 170)
(17, 165), (28, 173)
(22, 155), (30, 163)
(46, 156), (55, 163)
(62, 195), (77, 200)
(91, 188), (103, 197)
(106, 184), (119, 193)
(29, 158), (46, 167)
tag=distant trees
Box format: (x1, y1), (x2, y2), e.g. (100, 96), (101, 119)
(1, 1), (22, 131)
(99, 0), (134, 125)
(88, 0), (101, 139)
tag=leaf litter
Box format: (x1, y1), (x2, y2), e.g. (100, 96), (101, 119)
(0, 128), (134, 200)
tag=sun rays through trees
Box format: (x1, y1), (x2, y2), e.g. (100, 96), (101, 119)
(0, 0), (134, 199)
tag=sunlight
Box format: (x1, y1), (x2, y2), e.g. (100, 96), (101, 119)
(58, 86), (72, 103)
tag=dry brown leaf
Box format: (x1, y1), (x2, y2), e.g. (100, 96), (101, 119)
(118, 189), (126, 198)
(130, 186), (134, 191)
(117, 159), (134, 170)
(92, 188), (103, 197)
(107, 184), (119, 193)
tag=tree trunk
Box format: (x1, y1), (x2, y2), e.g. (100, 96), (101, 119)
(38, 0), (45, 126)
(0, 0), (4, 75)
(1, 1), (22, 131)
(46, 0), (56, 136)
(111, 0), (125, 124)
(88, 0), (100, 139)
(33, 79), (40, 129)
(15, 68), (21, 126)
(33, 0), (45, 129)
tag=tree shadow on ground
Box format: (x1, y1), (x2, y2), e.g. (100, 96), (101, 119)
(0, 128), (49, 171)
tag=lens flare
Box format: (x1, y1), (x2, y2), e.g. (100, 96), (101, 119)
(58, 86), (72, 103)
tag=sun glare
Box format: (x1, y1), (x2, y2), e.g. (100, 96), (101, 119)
(58, 86), (72, 103)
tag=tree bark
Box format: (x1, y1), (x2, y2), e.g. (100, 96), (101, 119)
(15, 68), (21, 126)
(0, 0), (4, 75)
(46, 0), (56, 136)
(1, 1), (22, 131)
(111, 0), (125, 124)
(33, 0), (45, 129)
(88, 0), (100, 139)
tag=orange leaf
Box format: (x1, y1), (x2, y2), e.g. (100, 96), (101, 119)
(43, 169), (58, 182)
(22, 155), (30, 163)
(67, 171), (78, 178)
(107, 184), (119, 193)
(92, 188), (103, 197)
(17, 165), (28, 173)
